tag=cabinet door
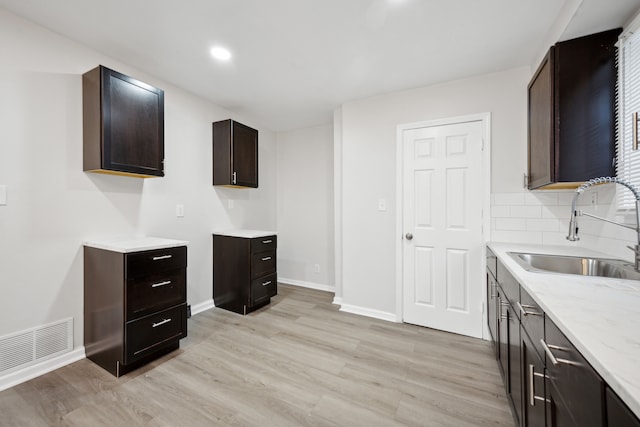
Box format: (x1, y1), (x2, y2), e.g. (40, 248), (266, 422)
(544, 318), (604, 427)
(102, 67), (164, 177)
(528, 48), (554, 189)
(606, 387), (640, 427)
(522, 329), (546, 427)
(507, 301), (522, 426)
(232, 121), (258, 187)
(486, 271), (498, 349)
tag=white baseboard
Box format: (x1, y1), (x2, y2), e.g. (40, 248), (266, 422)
(339, 304), (399, 323)
(332, 296), (343, 305)
(278, 277), (335, 293)
(190, 299), (214, 316)
(0, 347), (85, 392)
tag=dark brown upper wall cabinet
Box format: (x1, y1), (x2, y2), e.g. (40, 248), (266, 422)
(213, 119), (258, 188)
(83, 65), (165, 178)
(527, 28), (621, 190)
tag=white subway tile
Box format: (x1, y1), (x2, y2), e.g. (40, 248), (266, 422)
(558, 192), (577, 206)
(491, 230), (543, 244)
(525, 192), (558, 206)
(494, 193), (525, 206)
(526, 218), (560, 232)
(495, 218), (526, 231)
(510, 205), (542, 218)
(542, 205), (571, 220)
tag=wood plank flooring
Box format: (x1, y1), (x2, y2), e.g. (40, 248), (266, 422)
(0, 285), (514, 426)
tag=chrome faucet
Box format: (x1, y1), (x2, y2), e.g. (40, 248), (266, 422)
(566, 177), (640, 270)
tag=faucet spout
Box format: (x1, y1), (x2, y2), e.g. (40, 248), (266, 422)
(565, 177), (640, 270)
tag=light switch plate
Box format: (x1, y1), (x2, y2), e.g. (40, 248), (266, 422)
(0, 185), (6, 205)
(176, 204), (184, 217)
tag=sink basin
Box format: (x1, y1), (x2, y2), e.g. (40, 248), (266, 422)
(507, 252), (640, 281)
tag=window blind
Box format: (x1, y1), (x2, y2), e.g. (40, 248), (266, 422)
(617, 15), (640, 209)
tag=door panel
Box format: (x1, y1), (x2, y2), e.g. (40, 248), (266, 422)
(403, 120), (484, 338)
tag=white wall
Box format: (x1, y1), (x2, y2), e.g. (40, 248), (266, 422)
(337, 67), (531, 318)
(276, 124), (334, 290)
(0, 8), (277, 350)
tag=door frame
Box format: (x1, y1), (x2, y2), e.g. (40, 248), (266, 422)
(394, 113), (492, 338)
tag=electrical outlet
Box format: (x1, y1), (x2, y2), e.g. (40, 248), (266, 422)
(590, 193), (598, 206)
(314, 264), (320, 273)
(228, 200), (234, 209)
(378, 198), (386, 211)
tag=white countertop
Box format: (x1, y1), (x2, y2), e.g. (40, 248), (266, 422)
(213, 229), (276, 238)
(488, 242), (640, 418)
(83, 236), (188, 253)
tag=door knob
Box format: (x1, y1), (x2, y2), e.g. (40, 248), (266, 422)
(405, 233), (413, 240)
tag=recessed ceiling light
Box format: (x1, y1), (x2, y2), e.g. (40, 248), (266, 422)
(210, 47), (231, 61)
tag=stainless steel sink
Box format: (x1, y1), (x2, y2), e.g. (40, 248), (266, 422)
(507, 252), (640, 280)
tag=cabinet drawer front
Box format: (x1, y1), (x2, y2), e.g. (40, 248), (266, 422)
(127, 269), (186, 320)
(125, 304), (186, 364)
(486, 248), (497, 279)
(251, 273), (277, 307)
(251, 236), (277, 254)
(497, 260), (520, 318)
(251, 251), (276, 279)
(519, 285), (545, 360)
(544, 318), (603, 427)
(126, 246), (187, 277)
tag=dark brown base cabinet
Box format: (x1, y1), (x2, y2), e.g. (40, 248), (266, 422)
(213, 232), (277, 315)
(486, 247), (640, 426)
(84, 243), (187, 376)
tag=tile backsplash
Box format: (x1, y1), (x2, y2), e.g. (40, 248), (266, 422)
(490, 186), (637, 261)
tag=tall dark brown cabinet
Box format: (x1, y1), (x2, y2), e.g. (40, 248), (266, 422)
(527, 29), (621, 189)
(213, 231), (277, 315)
(83, 65), (165, 178)
(84, 238), (188, 376)
(212, 119), (258, 188)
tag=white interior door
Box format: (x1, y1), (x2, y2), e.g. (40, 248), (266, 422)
(402, 119), (484, 338)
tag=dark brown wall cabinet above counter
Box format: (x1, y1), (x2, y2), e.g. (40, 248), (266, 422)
(527, 28), (621, 190)
(213, 119), (258, 188)
(83, 65), (165, 178)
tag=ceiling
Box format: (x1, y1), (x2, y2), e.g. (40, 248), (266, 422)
(1, 0), (638, 131)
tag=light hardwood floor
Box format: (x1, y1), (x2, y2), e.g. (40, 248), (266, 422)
(0, 285), (514, 426)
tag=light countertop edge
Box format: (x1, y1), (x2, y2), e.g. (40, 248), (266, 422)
(487, 241), (640, 418)
(83, 236), (189, 253)
(213, 229), (276, 238)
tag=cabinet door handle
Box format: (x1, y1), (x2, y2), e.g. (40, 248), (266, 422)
(540, 339), (581, 367)
(517, 302), (543, 317)
(152, 318), (172, 328)
(262, 239), (273, 244)
(262, 280), (272, 286)
(151, 280), (171, 288)
(152, 255), (172, 261)
(232, 171), (237, 184)
(261, 256), (272, 261)
(528, 364), (549, 406)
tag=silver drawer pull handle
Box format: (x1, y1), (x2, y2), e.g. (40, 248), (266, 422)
(152, 255), (172, 261)
(529, 364), (549, 406)
(540, 339), (581, 367)
(152, 281), (171, 288)
(262, 239), (273, 244)
(152, 318), (172, 328)
(517, 302), (543, 317)
(261, 256), (272, 261)
(262, 281), (272, 286)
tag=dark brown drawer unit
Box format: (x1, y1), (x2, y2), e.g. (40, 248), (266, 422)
(213, 233), (277, 315)
(84, 244), (187, 376)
